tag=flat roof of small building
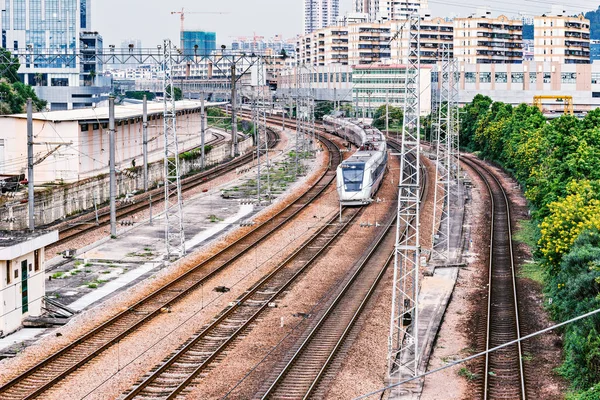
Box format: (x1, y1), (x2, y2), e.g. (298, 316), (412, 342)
(2, 100), (226, 123)
(0, 230), (59, 260)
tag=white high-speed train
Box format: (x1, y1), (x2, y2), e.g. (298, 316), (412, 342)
(323, 116), (388, 206)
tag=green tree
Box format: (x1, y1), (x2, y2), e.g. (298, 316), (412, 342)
(314, 101), (334, 121)
(372, 104), (403, 131)
(0, 48), (20, 83)
(165, 85), (183, 101)
(125, 91), (156, 101)
(459, 94), (493, 150)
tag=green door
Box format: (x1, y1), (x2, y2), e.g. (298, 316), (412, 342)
(21, 260), (28, 314)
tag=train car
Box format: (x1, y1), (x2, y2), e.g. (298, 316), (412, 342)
(324, 116), (388, 206)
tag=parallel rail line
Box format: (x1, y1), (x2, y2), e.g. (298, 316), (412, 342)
(0, 131), (341, 400)
(462, 156), (526, 400)
(122, 206), (363, 399)
(258, 138), (427, 399)
(51, 130), (265, 248)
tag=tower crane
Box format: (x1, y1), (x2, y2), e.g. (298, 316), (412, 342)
(171, 8), (229, 33)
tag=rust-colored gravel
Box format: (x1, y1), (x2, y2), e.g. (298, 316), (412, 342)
(181, 143), (403, 399)
(0, 129), (326, 396)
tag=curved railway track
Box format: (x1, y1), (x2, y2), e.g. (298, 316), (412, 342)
(461, 156), (526, 400)
(122, 206), (363, 399)
(258, 139), (427, 399)
(50, 130), (273, 248)
(0, 132), (341, 400)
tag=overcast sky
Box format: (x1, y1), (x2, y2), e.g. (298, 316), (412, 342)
(93, 0), (598, 48)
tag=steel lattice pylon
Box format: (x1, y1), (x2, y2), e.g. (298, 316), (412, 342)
(388, 11), (422, 380)
(163, 39), (186, 259)
(431, 43), (452, 262)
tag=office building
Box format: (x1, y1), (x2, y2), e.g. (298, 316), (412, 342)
(305, 0), (340, 34)
(454, 12), (523, 64)
(534, 8), (590, 64)
(181, 30), (217, 56)
(0, 0), (110, 110)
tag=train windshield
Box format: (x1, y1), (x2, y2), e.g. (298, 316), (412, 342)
(341, 163), (364, 192)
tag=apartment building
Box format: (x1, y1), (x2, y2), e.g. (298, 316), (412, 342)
(353, 0), (429, 22)
(454, 13), (523, 64)
(534, 11), (590, 64)
(305, 0), (340, 34)
(348, 23), (392, 65)
(389, 17), (453, 64)
(296, 17), (452, 67)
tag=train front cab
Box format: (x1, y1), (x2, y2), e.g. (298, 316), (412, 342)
(337, 162), (371, 206)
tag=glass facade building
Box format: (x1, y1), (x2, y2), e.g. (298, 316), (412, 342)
(181, 31), (216, 56)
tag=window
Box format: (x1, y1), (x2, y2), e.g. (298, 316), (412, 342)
(511, 73), (524, 83)
(529, 72), (537, 83)
(479, 72), (491, 83)
(592, 73), (600, 84)
(543, 73), (551, 83)
(14, 267), (18, 279)
(81, 124), (89, 132)
(465, 72), (476, 83)
(34, 250), (40, 272)
(495, 72), (508, 83)
(562, 72), (577, 84)
(5, 260), (10, 284)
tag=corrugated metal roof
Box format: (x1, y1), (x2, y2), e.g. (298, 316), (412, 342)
(2, 100), (227, 123)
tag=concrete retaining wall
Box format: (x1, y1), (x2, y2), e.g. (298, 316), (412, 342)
(0, 136), (253, 230)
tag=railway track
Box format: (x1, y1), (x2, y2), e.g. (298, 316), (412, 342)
(0, 132), (340, 400)
(49, 130), (273, 248)
(122, 206), (363, 399)
(257, 139), (426, 399)
(461, 156), (526, 400)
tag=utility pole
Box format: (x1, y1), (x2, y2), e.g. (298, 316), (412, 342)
(389, 10), (422, 383)
(143, 95), (149, 192)
(109, 95), (117, 237)
(200, 96), (206, 170)
(231, 63), (238, 157)
(163, 39), (186, 258)
(27, 99), (34, 231)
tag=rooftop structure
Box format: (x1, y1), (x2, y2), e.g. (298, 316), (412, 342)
(0, 100), (222, 183)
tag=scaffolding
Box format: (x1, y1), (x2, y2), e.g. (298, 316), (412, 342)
(162, 39), (186, 259)
(389, 11), (422, 380)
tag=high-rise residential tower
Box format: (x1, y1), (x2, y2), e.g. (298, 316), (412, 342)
(353, 0), (428, 22)
(0, 0), (108, 110)
(304, 0), (339, 34)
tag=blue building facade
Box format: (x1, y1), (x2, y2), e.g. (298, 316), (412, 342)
(0, 0), (108, 110)
(181, 31), (216, 56)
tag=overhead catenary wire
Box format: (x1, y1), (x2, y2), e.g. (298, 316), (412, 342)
(354, 306), (600, 399)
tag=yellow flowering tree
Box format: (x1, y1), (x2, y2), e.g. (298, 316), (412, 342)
(539, 180), (600, 274)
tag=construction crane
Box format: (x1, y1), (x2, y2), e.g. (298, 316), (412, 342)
(171, 8), (229, 33)
(533, 95), (574, 115)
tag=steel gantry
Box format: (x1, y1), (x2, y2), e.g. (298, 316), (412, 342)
(162, 39), (186, 259)
(389, 11), (422, 382)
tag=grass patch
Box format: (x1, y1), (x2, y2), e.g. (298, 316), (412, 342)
(87, 282), (98, 289)
(521, 352), (533, 362)
(514, 219), (539, 249)
(101, 270), (111, 274)
(51, 272), (65, 279)
(208, 215), (223, 223)
(518, 261), (544, 284)
(74, 260), (83, 267)
(458, 367), (478, 381)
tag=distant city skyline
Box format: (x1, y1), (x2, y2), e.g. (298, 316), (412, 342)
(92, 0), (596, 49)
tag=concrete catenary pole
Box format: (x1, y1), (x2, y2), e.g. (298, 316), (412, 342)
(109, 95), (117, 237)
(27, 98), (34, 231)
(143, 95), (149, 192)
(200, 97), (206, 170)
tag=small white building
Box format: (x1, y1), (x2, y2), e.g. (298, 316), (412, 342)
(0, 230), (58, 337)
